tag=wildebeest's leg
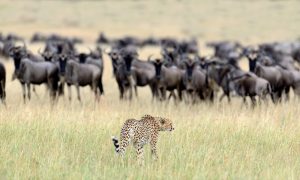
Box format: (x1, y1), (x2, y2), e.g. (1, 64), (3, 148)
(241, 96), (247, 108)
(128, 75), (134, 100)
(32, 86), (39, 98)
(150, 85), (156, 102)
(68, 84), (72, 101)
(134, 85), (138, 97)
(93, 81), (99, 102)
(270, 92), (276, 104)
(157, 86), (164, 101)
(128, 85), (133, 100)
(219, 92), (227, 102)
(0, 81), (6, 106)
(177, 86), (183, 101)
(167, 91), (173, 100)
(120, 86), (124, 100)
(161, 87), (167, 101)
(284, 86), (290, 101)
(192, 91), (198, 104)
(131, 76), (138, 98)
(48, 77), (58, 103)
(167, 91), (177, 104)
(27, 83), (31, 100)
(58, 76), (65, 96)
(250, 96), (256, 108)
(21, 83), (26, 104)
(76, 85), (81, 102)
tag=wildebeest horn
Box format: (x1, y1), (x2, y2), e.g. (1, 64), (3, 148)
(22, 40), (27, 50)
(147, 55), (153, 62)
(37, 48), (43, 55)
(103, 47), (111, 54)
(87, 47), (93, 54)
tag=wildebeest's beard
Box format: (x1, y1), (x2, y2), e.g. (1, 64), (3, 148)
(13, 57), (21, 71)
(12, 49), (26, 71)
(59, 57), (67, 75)
(123, 55), (133, 75)
(249, 58), (256, 72)
(57, 44), (63, 54)
(43, 53), (53, 62)
(78, 53), (88, 63)
(154, 63), (162, 80)
(186, 65), (194, 81)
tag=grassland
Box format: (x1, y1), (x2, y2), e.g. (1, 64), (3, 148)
(0, 0), (300, 179)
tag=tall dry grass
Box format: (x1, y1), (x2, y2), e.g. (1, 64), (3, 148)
(1, 0), (300, 179)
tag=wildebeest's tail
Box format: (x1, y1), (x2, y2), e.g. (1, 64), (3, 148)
(111, 136), (120, 153)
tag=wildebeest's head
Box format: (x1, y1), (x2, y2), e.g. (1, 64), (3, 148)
(120, 46), (138, 75)
(108, 49), (120, 62)
(58, 53), (68, 75)
(161, 46), (178, 66)
(89, 46), (103, 59)
(151, 58), (164, 80)
(39, 49), (53, 62)
(9, 46), (27, 71)
(77, 53), (88, 63)
(184, 58), (197, 81)
(244, 48), (258, 72)
(108, 48), (122, 76)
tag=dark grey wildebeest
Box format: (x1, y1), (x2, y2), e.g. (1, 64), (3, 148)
(182, 58), (213, 103)
(58, 55), (102, 102)
(206, 59), (245, 103)
(107, 48), (134, 100)
(77, 52), (104, 95)
(10, 46), (59, 103)
(151, 58), (184, 101)
(231, 73), (272, 107)
(0, 61), (6, 105)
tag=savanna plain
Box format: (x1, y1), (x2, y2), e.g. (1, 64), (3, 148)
(0, 0), (300, 179)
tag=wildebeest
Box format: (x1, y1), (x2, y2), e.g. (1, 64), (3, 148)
(58, 54), (102, 102)
(230, 73), (272, 107)
(77, 51), (104, 95)
(182, 58), (213, 103)
(108, 46), (138, 100)
(10, 45), (59, 103)
(151, 58), (184, 101)
(246, 50), (291, 102)
(207, 41), (243, 60)
(206, 59), (246, 102)
(0, 62), (6, 105)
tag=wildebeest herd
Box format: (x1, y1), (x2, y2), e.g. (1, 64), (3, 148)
(1, 32), (300, 107)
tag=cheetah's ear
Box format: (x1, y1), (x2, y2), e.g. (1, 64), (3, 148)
(160, 118), (166, 124)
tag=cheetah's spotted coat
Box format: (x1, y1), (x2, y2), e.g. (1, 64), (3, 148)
(112, 114), (174, 165)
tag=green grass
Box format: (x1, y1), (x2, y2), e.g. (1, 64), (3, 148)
(0, 113), (299, 179)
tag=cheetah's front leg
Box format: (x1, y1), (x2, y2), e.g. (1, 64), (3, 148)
(150, 134), (158, 161)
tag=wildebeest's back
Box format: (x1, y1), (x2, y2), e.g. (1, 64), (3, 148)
(69, 62), (100, 86)
(161, 66), (183, 90)
(20, 59), (57, 84)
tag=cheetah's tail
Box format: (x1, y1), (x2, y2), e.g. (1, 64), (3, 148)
(111, 136), (120, 153)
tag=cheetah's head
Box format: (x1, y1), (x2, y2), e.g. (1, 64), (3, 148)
(158, 117), (174, 132)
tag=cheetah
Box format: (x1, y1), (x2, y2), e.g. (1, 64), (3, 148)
(112, 114), (174, 165)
